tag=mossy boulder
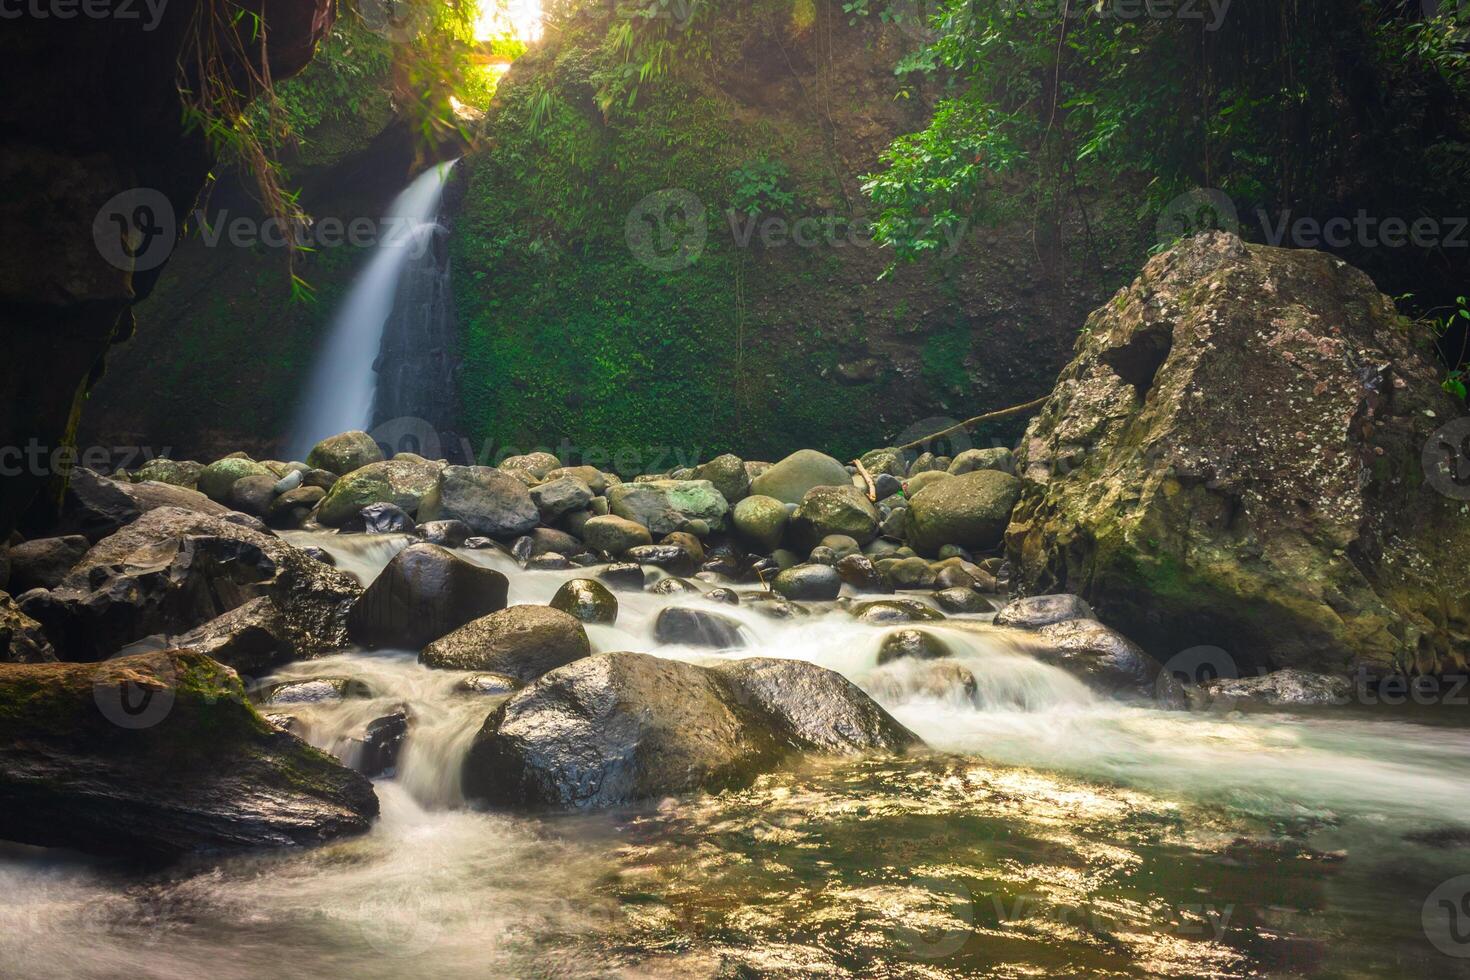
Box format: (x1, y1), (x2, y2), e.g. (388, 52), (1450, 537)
(306, 430), (384, 477)
(790, 484), (880, 548)
(198, 457), (275, 503)
(907, 469), (1023, 557)
(133, 458), (204, 489)
(316, 457), (444, 528)
(416, 465), (540, 539)
(580, 515), (653, 556)
(0, 650), (377, 859)
(1007, 233), (1470, 676)
(692, 454), (751, 505)
(606, 480), (729, 537)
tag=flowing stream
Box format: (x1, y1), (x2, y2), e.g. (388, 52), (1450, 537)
(3, 534), (1469, 978)
(285, 161), (458, 460)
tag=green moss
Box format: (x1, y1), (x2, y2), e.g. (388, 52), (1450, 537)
(919, 322), (974, 393)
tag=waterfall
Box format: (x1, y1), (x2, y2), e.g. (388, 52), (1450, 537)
(286, 160), (458, 460)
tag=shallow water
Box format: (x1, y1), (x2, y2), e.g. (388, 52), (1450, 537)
(4, 532), (1469, 978)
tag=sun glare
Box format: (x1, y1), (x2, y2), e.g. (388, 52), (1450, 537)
(475, 0), (543, 41)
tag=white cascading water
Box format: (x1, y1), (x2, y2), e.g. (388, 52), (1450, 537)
(286, 160), (458, 460)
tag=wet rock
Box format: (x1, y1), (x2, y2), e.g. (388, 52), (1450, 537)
(934, 587), (990, 614)
(581, 515), (653, 556)
(859, 447), (908, 479)
(316, 457), (443, 528)
(416, 465), (540, 539)
(51, 468), (229, 543)
(660, 531), (706, 565)
(749, 449), (852, 505)
(24, 507), (361, 662)
(949, 447), (1015, 476)
(530, 476), (594, 522)
(772, 563), (842, 601)
(164, 596), (293, 674)
(834, 554), (890, 593)
(415, 520), (471, 548)
(626, 544), (699, 577)
(731, 495), (789, 553)
(701, 555), (742, 577)
(457, 672), (521, 696)
(710, 658), (920, 755)
(1, 592), (56, 663)
(906, 469), (1022, 557)
(994, 594), (1096, 630)
(606, 480), (729, 537)
(705, 587), (740, 605)
(265, 677), (364, 704)
(0, 651), (378, 860)
(6, 535), (88, 592)
(352, 502), (415, 534)
(549, 579), (618, 625)
(872, 472), (904, 500)
(597, 563), (647, 591)
(790, 485), (880, 548)
(819, 534), (861, 560)
(879, 505), (908, 540)
(306, 431), (385, 477)
(934, 565), (978, 591)
(133, 458), (204, 489)
(877, 628), (951, 665)
(745, 592), (802, 619)
(1023, 620), (1162, 700)
(904, 470), (951, 498)
(348, 543), (509, 650)
(462, 652), (916, 808)
(272, 470), (303, 495)
(692, 453), (751, 504)
(266, 486), (325, 529)
(807, 546), (838, 566)
(881, 556), (938, 590)
(866, 660), (979, 706)
(1199, 669), (1353, 707)
(650, 576), (701, 596)
(851, 599), (945, 625)
(347, 710), (408, 778)
(654, 607), (746, 648)
(198, 457), (276, 503)
(227, 475), (278, 518)
(526, 554), (571, 570)
(523, 527), (581, 558)
(419, 605), (591, 682)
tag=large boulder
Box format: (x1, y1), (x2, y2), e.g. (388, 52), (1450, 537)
(994, 594), (1096, 630)
(21, 507), (361, 662)
(306, 431), (384, 476)
(906, 469), (1022, 557)
(606, 480), (729, 536)
(0, 651), (378, 860)
(6, 535), (89, 592)
(549, 579), (618, 625)
(419, 605), (591, 681)
(462, 652), (917, 808)
(47, 467), (230, 542)
(1019, 619), (1163, 700)
(1, 593), (55, 663)
(530, 476), (594, 522)
(749, 449), (852, 505)
(790, 485), (880, 548)
(315, 457), (443, 528)
(772, 563), (842, 601)
(347, 543), (509, 650)
(653, 606), (746, 648)
(151, 596), (293, 675)
(1006, 233), (1470, 676)
(416, 465), (540, 539)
